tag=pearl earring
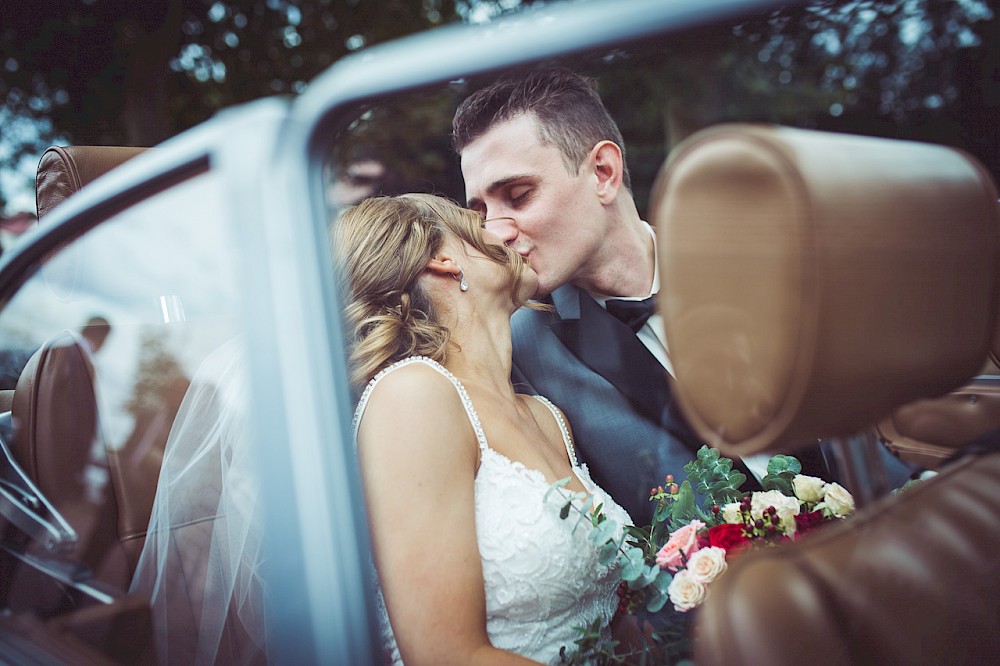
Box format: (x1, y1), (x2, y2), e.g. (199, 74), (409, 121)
(453, 269), (469, 292)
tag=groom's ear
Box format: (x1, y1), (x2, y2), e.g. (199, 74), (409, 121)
(591, 140), (624, 204)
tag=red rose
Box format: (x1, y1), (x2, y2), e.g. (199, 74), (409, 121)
(794, 510), (825, 536)
(707, 523), (751, 556)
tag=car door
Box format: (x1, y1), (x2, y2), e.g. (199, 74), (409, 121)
(0, 100), (378, 663)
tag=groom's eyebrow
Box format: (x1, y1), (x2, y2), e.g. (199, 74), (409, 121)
(467, 173), (534, 209)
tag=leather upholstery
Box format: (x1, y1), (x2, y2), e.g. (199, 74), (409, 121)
(0, 145), (164, 659)
(694, 449), (1000, 665)
(652, 124), (1000, 665)
(11, 332), (100, 507)
(35, 146), (146, 219)
(30, 145), (159, 577)
(7, 145), (151, 595)
(652, 123), (1000, 457)
(4, 329), (133, 620)
(877, 385), (1000, 468)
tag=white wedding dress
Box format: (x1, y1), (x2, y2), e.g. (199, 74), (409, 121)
(353, 356), (632, 665)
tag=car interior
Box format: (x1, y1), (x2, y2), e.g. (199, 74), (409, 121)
(0, 146), (156, 663)
(0, 119), (997, 662)
(652, 123), (1000, 663)
(0, 12), (998, 660)
(0, 144), (249, 664)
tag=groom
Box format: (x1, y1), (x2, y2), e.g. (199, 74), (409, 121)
(453, 67), (912, 523)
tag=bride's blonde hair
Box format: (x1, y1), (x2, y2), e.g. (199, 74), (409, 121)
(334, 193), (530, 388)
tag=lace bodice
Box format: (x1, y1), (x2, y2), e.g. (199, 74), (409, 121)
(353, 356), (632, 665)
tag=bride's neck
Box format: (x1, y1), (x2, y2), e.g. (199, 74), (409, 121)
(444, 318), (515, 397)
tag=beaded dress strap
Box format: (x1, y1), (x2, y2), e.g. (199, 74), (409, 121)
(530, 395), (579, 468)
(352, 356), (490, 452)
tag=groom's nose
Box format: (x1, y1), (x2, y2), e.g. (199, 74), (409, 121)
(484, 216), (517, 245)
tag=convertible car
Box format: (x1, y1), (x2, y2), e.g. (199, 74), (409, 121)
(0, 0), (997, 663)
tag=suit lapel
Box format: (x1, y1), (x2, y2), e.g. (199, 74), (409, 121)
(543, 286), (767, 478)
(548, 287), (672, 429)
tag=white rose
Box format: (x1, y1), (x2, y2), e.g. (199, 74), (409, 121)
(668, 569), (707, 612)
(685, 546), (728, 584)
(750, 490), (801, 535)
(792, 474), (827, 503)
(721, 502), (743, 524)
(819, 482), (855, 518)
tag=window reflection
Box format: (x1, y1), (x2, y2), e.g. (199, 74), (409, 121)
(0, 171), (247, 661)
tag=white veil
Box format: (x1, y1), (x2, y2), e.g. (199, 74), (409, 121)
(129, 336), (271, 665)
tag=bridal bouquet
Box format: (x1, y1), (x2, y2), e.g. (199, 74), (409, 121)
(551, 445), (856, 665)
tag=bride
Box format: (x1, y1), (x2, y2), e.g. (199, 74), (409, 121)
(336, 194), (633, 665)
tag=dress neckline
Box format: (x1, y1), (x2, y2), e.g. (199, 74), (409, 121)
(353, 355), (588, 489)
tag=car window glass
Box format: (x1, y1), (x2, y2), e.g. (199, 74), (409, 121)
(0, 170), (251, 661)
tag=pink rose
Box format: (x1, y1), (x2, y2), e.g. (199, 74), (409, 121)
(655, 520), (705, 572)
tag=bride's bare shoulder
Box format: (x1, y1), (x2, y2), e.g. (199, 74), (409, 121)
(359, 361), (469, 436)
(366, 361), (459, 405)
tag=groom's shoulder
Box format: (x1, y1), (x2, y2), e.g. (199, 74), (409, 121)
(511, 303), (550, 332)
(512, 286), (573, 338)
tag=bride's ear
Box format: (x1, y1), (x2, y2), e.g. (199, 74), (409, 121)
(426, 256), (462, 278)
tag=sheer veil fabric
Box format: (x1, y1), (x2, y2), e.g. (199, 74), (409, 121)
(130, 337), (271, 665)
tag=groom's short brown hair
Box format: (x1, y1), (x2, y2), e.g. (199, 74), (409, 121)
(452, 66), (631, 191)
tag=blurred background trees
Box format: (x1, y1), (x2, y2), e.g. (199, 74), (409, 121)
(590, 0), (998, 213)
(1, 0), (997, 217)
(0, 0), (531, 209)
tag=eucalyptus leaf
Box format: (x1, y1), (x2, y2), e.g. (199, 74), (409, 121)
(598, 540), (619, 566)
(588, 518), (618, 546)
(709, 480), (729, 496)
(762, 474), (793, 495)
(544, 477), (572, 502)
(621, 547), (646, 581)
(653, 569), (673, 593)
(766, 455), (801, 475)
(647, 590), (669, 613)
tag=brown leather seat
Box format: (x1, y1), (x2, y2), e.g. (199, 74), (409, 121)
(4, 329), (153, 661)
(0, 146), (157, 661)
(35, 145), (146, 219)
(32, 145), (158, 574)
(652, 123), (1000, 664)
(876, 382), (1000, 468)
(4, 147), (153, 599)
(688, 449), (1000, 664)
(11, 331), (101, 509)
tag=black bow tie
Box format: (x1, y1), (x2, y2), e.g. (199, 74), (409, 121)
(605, 295), (657, 333)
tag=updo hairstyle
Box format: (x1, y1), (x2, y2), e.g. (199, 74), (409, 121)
(334, 193), (529, 388)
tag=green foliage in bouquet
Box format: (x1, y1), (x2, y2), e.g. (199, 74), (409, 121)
(550, 445), (858, 665)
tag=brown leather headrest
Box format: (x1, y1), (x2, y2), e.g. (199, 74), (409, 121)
(11, 331), (99, 503)
(652, 124), (1000, 457)
(35, 146), (147, 219)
